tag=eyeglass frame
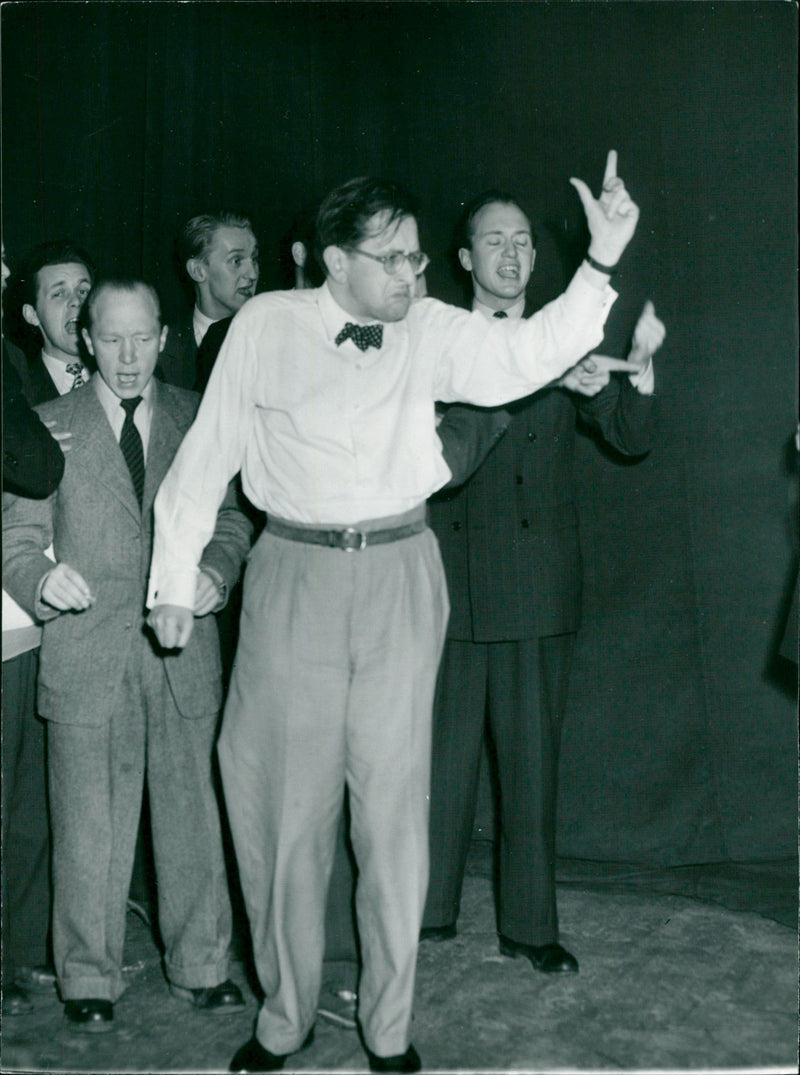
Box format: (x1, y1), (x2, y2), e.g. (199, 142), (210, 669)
(345, 246), (430, 277)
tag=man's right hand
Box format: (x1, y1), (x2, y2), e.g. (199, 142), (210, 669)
(147, 604), (195, 650)
(40, 563), (94, 611)
(570, 150), (640, 267)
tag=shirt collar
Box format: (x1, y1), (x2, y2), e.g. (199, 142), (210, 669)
(473, 295), (526, 321)
(318, 281), (388, 343)
(193, 305), (217, 347)
(92, 369), (155, 422)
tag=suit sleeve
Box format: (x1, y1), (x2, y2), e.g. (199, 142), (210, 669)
(436, 403), (510, 489)
(574, 374), (658, 457)
(2, 357), (65, 498)
(197, 478), (254, 604)
(2, 489), (59, 621)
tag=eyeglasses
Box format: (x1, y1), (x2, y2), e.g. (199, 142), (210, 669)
(347, 247), (430, 277)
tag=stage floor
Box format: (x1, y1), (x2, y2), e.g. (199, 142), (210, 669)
(2, 848), (796, 1073)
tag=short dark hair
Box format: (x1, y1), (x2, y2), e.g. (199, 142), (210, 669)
(176, 211), (254, 267)
(17, 239), (96, 308)
(456, 190), (537, 253)
(314, 178), (420, 272)
(81, 278), (162, 334)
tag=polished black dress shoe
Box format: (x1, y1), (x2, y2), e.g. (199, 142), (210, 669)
(14, 963), (58, 991)
(366, 1043), (422, 1073)
(229, 1029), (314, 1073)
(499, 936), (579, 973)
(3, 983), (34, 1016)
(419, 923), (457, 943)
(63, 998), (114, 1032)
(171, 977), (246, 1013)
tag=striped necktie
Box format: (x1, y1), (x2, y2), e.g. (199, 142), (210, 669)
(119, 396), (145, 507)
(65, 362), (86, 390)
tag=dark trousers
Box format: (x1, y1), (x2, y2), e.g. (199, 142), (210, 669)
(2, 648), (51, 984)
(423, 633), (574, 946)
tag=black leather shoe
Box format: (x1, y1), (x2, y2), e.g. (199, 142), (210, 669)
(229, 1029), (314, 1073)
(3, 984), (34, 1016)
(63, 998), (114, 1032)
(499, 936), (579, 973)
(366, 1043), (422, 1073)
(171, 977), (246, 1013)
(419, 923), (456, 943)
(14, 963), (57, 992)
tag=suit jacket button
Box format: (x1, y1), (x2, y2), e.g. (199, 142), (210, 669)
(520, 519), (530, 528)
(527, 431), (537, 442)
(451, 521), (462, 531)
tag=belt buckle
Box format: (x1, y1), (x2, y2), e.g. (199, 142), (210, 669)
(338, 527), (367, 552)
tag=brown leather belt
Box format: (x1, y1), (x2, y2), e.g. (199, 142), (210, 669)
(266, 517), (427, 552)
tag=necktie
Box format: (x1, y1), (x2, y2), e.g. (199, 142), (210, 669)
(335, 322), (383, 351)
(120, 397), (145, 507)
(65, 362), (86, 390)
(493, 310), (508, 319)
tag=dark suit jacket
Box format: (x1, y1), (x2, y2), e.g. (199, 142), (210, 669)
(195, 316), (233, 392)
(158, 312), (197, 390)
(3, 349), (65, 498)
(432, 303), (657, 643)
(4, 338), (60, 406)
(2, 379), (253, 727)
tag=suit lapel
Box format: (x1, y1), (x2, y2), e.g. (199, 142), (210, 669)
(142, 382), (188, 514)
(71, 384), (143, 522)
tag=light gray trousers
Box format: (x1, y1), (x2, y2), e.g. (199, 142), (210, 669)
(218, 522), (449, 1057)
(48, 636), (232, 1001)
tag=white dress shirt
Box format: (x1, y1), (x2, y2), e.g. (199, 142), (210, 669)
(474, 295), (654, 393)
(193, 306), (217, 347)
(149, 267), (615, 608)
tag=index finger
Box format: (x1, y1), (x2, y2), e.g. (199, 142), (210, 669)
(589, 356), (638, 374)
(603, 150), (618, 186)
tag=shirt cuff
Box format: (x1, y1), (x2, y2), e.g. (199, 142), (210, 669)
(146, 568), (198, 611)
(629, 356), (655, 395)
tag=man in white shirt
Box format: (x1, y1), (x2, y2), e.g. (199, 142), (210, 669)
(159, 211), (259, 389)
(147, 153), (640, 1074)
(8, 240), (95, 405)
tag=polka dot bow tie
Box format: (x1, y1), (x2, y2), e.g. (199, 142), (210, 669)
(335, 322), (383, 351)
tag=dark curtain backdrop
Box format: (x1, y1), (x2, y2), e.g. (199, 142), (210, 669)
(2, 1), (797, 865)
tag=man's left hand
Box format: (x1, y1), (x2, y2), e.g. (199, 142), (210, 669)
(627, 300), (666, 372)
(194, 570), (222, 616)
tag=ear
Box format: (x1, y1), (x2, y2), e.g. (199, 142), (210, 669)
(291, 241), (307, 269)
(530, 249), (537, 274)
(322, 245), (347, 283)
(458, 247), (473, 273)
(158, 324), (169, 353)
(22, 302), (41, 329)
(81, 327), (95, 357)
(186, 257), (206, 284)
